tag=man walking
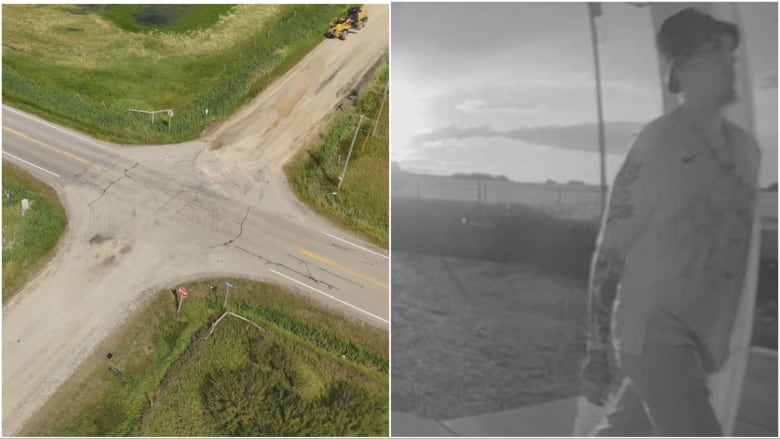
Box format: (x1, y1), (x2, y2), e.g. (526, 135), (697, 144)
(580, 8), (761, 436)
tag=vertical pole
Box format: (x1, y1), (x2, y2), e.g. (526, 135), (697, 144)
(558, 185), (562, 209)
(588, 2), (608, 219)
(223, 284), (231, 308)
(335, 114), (366, 193)
(366, 84), (388, 149)
(177, 295), (183, 315)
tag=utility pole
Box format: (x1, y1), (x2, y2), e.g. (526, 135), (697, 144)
(334, 114), (366, 195)
(588, 2), (608, 218)
(362, 84), (388, 152)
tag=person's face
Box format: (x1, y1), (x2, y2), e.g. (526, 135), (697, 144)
(677, 33), (738, 106)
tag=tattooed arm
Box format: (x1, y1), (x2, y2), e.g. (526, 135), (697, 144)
(586, 247), (625, 351)
(586, 156), (648, 351)
(582, 132), (661, 405)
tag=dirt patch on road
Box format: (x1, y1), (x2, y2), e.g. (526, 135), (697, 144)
(278, 86), (307, 119)
(207, 139), (225, 151)
(201, 5), (388, 175)
(89, 233), (111, 245)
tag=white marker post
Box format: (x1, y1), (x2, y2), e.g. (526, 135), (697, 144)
(177, 287), (188, 314)
(21, 198), (29, 216)
(224, 282), (233, 308)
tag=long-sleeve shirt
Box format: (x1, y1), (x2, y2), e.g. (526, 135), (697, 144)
(596, 111), (760, 373)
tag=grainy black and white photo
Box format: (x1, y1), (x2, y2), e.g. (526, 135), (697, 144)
(390, 2), (777, 436)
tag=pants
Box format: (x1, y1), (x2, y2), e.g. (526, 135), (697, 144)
(593, 312), (722, 436)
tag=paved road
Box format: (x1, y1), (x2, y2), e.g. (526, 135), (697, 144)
(2, 4), (389, 435)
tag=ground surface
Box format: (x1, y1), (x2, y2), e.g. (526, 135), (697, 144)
(1, 162), (67, 302)
(2, 5), (347, 144)
(391, 251), (587, 420)
(287, 62), (389, 247)
(391, 248), (776, 421)
(22, 279), (387, 437)
(2, 4), (389, 435)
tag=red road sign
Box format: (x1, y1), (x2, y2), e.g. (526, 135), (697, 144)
(178, 287), (188, 297)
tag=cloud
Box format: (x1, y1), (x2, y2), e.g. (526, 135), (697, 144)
(414, 121), (645, 154)
(420, 74), (660, 133)
(454, 98), (544, 115)
(455, 99), (484, 113)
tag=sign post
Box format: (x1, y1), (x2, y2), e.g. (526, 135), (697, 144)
(177, 287), (188, 314)
(224, 282), (233, 308)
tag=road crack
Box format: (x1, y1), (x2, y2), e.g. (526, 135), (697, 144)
(214, 206), (250, 247)
(87, 162), (138, 206)
(123, 162), (138, 178)
(291, 254), (363, 289)
(233, 246), (338, 290)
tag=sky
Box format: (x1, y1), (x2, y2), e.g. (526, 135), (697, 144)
(391, 2), (778, 186)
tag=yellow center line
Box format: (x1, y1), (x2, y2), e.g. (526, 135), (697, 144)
(298, 248), (388, 289)
(3, 126), (91, 165)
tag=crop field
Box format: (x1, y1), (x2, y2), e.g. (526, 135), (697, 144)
(21, 278), (388, 437)
(2, 4), (349, 144)
(391, 197), (777, 419)
(2, 161), (67, 303)
(287, 61), (389, 247)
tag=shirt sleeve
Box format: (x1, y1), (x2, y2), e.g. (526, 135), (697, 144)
(585, 125), (664, 351)
(596, 127), (664, 255)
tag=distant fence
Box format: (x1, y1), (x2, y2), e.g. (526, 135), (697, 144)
(393, 174), (603, 221)
(392, 172), (778, 261)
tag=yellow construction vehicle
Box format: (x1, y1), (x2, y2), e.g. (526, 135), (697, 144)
(325, 7), (367, 40)
(348, 7), (368, 28)
(326, 17), (352, 40)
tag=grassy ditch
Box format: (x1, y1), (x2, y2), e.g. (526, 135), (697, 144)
(1, 161), (67, 303)
(2, 4), (350, 144)
(21, 278), (388, 437)
(286, 61), (389, 248)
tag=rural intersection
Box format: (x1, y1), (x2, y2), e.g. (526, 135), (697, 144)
(2, 4), (388, 435)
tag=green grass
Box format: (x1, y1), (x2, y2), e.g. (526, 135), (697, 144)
(21, 278), (388, 437)
(2, 4), (352, 144)
(392, 251), (586, 419)
(286, 62), (389, 248)
(1, 161), (67, 303)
